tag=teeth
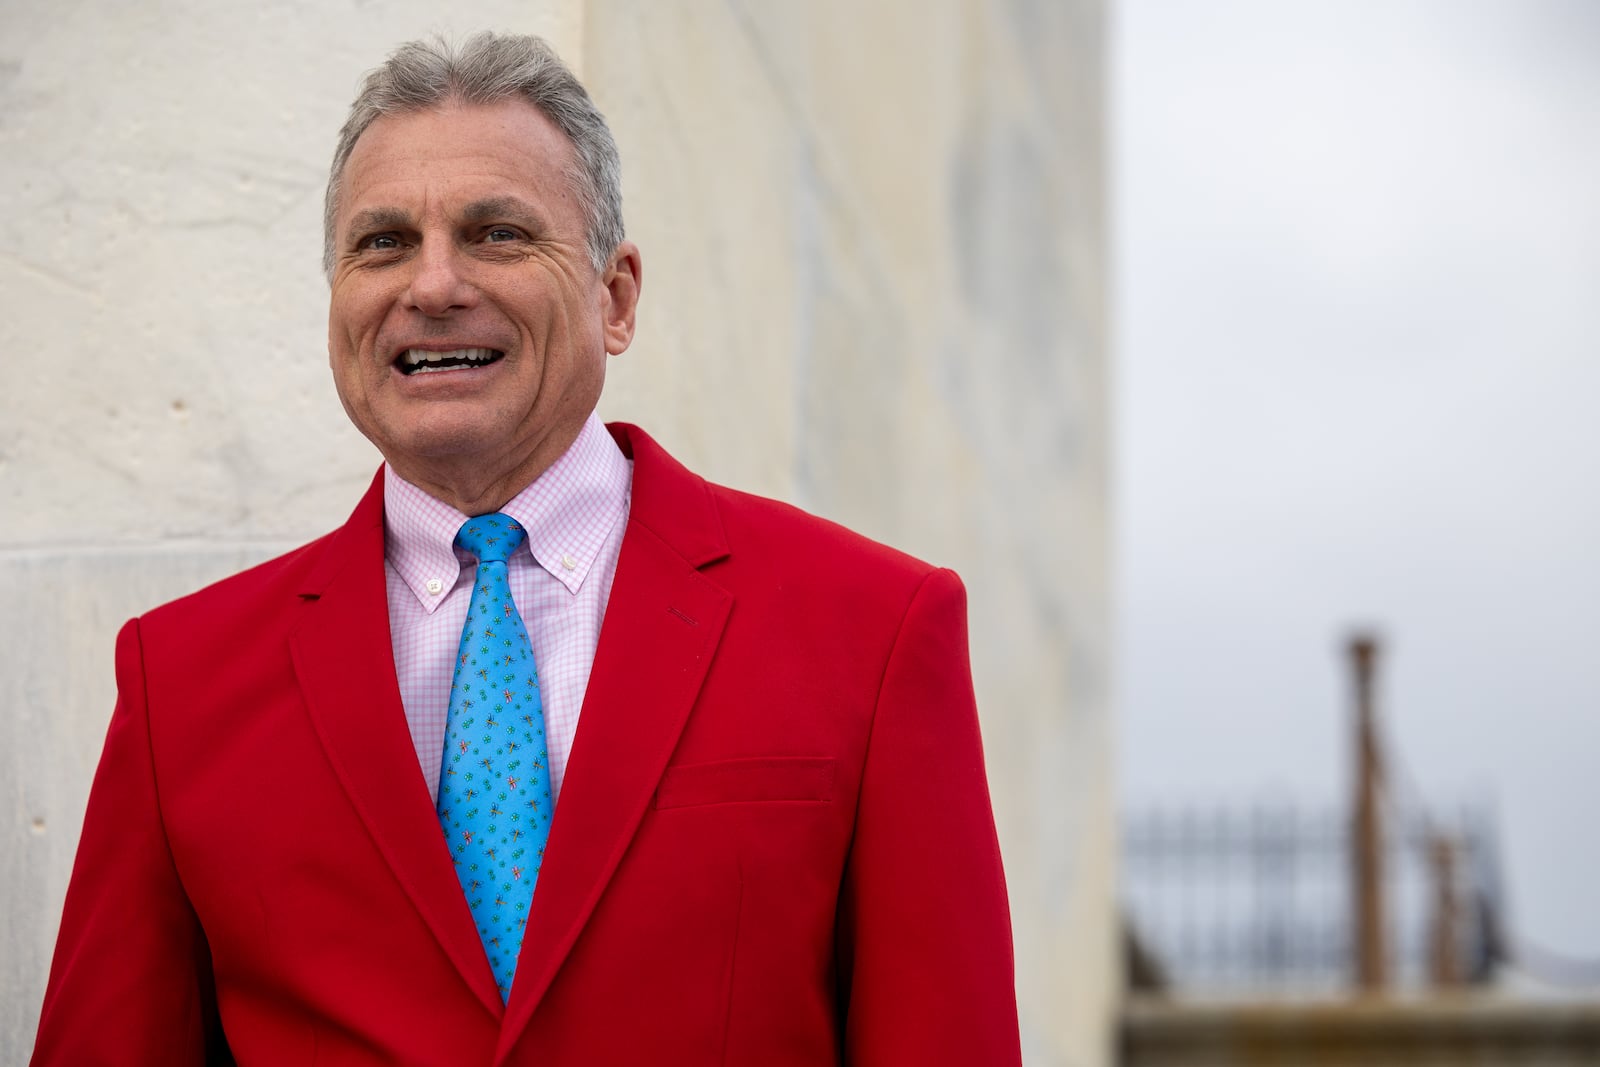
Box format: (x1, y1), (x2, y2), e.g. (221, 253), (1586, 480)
(400, 347), (498, 368)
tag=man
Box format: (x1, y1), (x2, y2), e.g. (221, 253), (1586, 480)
(33, 32), (1019, 1066)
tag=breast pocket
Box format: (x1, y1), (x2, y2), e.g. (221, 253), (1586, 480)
(653, 756), (837, 810)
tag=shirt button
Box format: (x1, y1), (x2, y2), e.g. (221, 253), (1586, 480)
(561, 554), (578, 571)
(425, 578), (444, 595)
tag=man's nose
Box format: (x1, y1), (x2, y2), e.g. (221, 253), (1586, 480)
(403, 240), (477, 316)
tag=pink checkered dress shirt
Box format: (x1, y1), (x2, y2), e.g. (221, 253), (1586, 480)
(382, 413), (633, 806)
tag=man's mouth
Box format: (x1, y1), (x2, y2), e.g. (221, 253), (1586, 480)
(396, 347), (506, 375)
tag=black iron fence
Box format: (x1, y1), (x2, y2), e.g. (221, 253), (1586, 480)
(1121, 803), (1499, 992)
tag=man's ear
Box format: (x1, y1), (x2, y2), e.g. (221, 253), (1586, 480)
(600, 241), (643, 356)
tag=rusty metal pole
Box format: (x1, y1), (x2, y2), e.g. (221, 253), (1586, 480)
(1428, 834), (1463, 987)
(1350, 635), (1387, 991)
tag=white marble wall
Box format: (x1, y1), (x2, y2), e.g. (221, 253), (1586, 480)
(0, 2), (1111, 1063)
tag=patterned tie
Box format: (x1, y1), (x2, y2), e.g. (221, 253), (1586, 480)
(437, 513), (553, 1002)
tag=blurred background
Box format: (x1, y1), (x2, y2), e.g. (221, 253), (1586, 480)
(1, 1), (1596, 1065)
(1116, 1), (1600, 1062)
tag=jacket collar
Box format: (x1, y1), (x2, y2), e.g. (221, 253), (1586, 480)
(606, 421), (730, 568)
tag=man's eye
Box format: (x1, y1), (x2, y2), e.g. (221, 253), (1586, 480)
(364, 234), (401, 251)
(485, 228), (520, 243)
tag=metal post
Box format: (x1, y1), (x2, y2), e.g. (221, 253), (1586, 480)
(1429, 834), (1463, 987)
(1350, 635), (1387, 991)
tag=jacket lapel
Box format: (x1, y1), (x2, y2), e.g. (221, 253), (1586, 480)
(288, 471), (504, 1018)
(495, 425), (732, 1058)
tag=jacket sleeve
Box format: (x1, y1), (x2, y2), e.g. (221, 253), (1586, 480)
(32, 618), (228, 1066)
(838, 568), (1023, 1066)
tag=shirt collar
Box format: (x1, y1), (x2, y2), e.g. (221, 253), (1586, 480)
(383, 413), (633, 611)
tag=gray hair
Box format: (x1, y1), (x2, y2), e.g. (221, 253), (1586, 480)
(322, 32), (624, 279)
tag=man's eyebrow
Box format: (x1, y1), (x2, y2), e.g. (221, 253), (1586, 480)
(461, 197), (546, 230)
(343, 206), (412, 239)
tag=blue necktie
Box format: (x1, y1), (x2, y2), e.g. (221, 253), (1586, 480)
(437, 513), (553, 1002)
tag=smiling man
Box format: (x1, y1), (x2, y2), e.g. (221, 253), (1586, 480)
(33, 33), (1020, 1066)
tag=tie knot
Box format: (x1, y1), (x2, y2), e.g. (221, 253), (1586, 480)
(455, 513), (526, 564)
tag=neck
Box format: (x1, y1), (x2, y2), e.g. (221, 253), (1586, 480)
(402, 471), (531, 516)
(388, 423), (586, 516)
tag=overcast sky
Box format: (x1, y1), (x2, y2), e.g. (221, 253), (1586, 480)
(1114, 0), (1600, 969)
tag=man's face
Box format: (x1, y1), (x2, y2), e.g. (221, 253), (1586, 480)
(327, 98), (637, 497)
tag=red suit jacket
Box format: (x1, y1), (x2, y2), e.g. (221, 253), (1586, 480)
(34, 424), (1020, 1066)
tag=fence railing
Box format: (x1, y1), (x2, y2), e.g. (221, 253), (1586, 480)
(1121, 803), (1498, 992)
